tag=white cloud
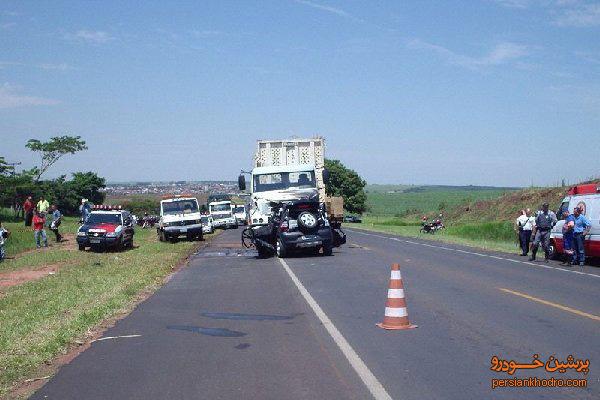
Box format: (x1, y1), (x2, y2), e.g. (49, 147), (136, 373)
(189, 29), (222, 38)
(0, 61), (73, 72)
(294, 0), (363, 22)
(575, 50), (600, 64)
(37, 63), (72, 71)
(493, 0), (600, 27)
(406, 39), (529, 69)
(554, 3), (600, 27)
(67, 30), (114, 44)
(492, 0), (532, 9)
(0, 83), (59, 108)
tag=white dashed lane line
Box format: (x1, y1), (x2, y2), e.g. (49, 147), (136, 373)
(349, 230), (600, 279)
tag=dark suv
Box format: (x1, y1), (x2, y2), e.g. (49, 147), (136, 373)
(274, 200), (333, 257)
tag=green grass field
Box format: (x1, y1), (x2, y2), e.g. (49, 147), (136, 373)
(366, 188), (515, 217)
(355, 217), (518, 253)
(0, 210), (216, 397)
(361, 185), (521, 253)
(1, 209), (80, 259)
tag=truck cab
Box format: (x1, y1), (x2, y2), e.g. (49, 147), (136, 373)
(158, 197), (203, 242)
(550, 184), (600, 259)
(248, 164), (319, 226)
(209, 201), (238, 229)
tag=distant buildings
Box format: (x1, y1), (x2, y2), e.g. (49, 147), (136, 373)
(102, 181), (240, 197)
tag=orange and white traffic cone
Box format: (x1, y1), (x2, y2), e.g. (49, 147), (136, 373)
(377, 263), (417, 330)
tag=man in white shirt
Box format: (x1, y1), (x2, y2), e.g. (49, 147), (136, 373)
(515, 208), (534, 256)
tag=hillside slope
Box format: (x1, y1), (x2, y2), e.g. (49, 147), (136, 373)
(447, 179), (599, 223)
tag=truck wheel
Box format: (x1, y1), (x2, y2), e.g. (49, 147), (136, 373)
(548, 241), (558, 260)
(257, 246), (270, 259)
(158, 230), (166, 242)
(78, 244), (85, 251)
(323, 244), (333, 256)
(276, 239), (287, 258)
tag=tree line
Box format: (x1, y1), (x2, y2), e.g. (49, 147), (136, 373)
(0, 136), (105, 216)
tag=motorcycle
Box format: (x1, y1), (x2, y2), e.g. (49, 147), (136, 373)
(420, 219), (445, 234)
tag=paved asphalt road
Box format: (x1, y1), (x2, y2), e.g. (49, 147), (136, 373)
(32, 228), (599, 399)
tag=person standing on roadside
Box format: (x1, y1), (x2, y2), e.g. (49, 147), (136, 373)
(0, 220), (9, 262)
(49, 205), (62, 242)
(32, 209), (48, 248)
(561, 210), (575, 265)
(571, 206), (591, 266)
(515, 208), (534, 256)
(23, 196), (34, 227)
(529, 202), (557, 262)
(80, 199), (91, 223)
(37, 196), (50, 217)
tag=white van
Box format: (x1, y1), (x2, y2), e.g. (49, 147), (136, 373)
(550, 184), (600, 259)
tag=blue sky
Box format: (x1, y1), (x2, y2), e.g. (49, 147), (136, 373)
(1, 0), (599, 186)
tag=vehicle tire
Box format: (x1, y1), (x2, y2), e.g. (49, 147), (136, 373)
(323, 243), (333, 256)
(276, 239), (287, 258)
(547, 241), (558, 260)
(159, 230), (167, 242)
(297, 211), (318, 230)
(78, 244), (85, 251)
(128, 238), (134, 249)
(257, 245), (271, 259)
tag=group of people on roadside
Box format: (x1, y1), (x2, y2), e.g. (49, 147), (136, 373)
(22, 196), (63, 248)
(515, 202), (591, 266)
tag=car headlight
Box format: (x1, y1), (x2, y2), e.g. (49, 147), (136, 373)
(106, 232), (117, 237)
(77, 231), (87, 237)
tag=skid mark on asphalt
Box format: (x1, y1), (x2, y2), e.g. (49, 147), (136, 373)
(200, 312), (301, 321)
(278, 258), (393, 400)
(351, 230), (600, 279)
(167, 325), (247, 337)
(498, 288), (600, 322)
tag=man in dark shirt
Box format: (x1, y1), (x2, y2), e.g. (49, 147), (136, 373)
(529, 202), (557, 262)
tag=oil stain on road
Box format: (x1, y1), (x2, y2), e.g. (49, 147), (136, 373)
(200, 312), (302, 321)
(166, 325), (247, 337)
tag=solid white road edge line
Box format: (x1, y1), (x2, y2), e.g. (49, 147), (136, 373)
(350, 229), (600, 279)
(278, 258), (393, 400)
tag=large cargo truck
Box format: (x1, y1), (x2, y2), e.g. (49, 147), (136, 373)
(238, 137), (345, 257)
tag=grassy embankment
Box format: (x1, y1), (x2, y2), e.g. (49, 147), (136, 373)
(0, 209), (214, 398)
(355, 185), (572, 253)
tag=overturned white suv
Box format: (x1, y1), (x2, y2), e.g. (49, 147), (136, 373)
(157, 196), (203, 242)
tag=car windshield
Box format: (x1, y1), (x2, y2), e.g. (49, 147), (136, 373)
(162, 199), (199, 215)
(201, 216), (209, 223)
(86, 213), (122, 225)
(233, 206), (245, 213)
(253, 171), (316, 193)
(210, 204), (231, 212)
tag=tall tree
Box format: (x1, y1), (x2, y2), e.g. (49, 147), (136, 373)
(0, 157), (15, 176)
(324, 159), (367, 214)
(26, 135), (88, 181)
